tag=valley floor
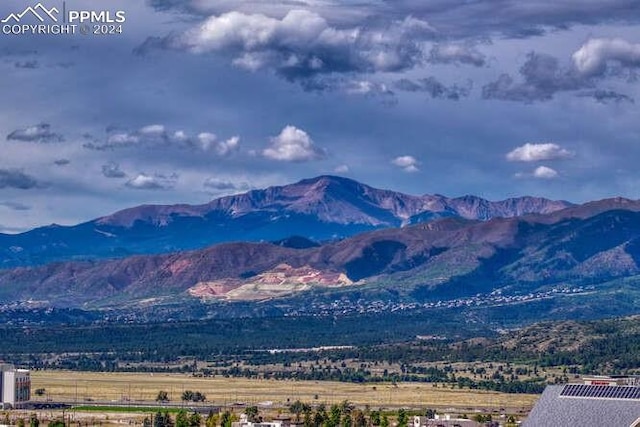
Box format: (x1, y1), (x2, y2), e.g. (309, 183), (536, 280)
(30, 370), (538, 412)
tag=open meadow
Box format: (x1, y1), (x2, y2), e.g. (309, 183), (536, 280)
(31, 371), (539, 411)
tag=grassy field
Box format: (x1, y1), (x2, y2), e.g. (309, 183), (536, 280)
(31, 371), (539, 411)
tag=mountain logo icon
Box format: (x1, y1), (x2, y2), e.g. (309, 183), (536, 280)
(1, 3), (59, 23)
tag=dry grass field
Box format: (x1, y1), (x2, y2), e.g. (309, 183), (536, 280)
(31, 371), (539, 411)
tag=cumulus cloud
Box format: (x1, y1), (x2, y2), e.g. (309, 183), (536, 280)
(84, 124), (239, 154)
(0, 201), (30, 211)
(515, 165), (559, 179)
(506, 143), (573, 162)
(197, 134), (240, 156)
(429, 44), (486, 67)
(125, 173), (177, 190)
(392, 155), (420, 172)
(142, 9), (434, 86)
(102, 162), (127, 178)
(263, 125), (326, 162)
(7, 123), (64, 143)
(533, 165), (559, 179)
(395, 77), (472, 100)
(572, 38), (640, 77)
(53, 159), (71, 166)
(0, 169), (41, 189)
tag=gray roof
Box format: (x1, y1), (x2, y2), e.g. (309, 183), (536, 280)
(523, 385), (640, 427)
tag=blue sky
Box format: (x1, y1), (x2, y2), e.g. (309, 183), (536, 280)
(1, 0), (640, 232)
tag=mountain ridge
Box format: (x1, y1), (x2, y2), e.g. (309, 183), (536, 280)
(3, 205), (640, 309)
(0, 175), (574, 268)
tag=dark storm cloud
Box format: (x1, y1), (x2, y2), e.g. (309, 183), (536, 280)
(7, 123), (64, 143)
(147, 0), (640, 39)
(140, 1), (640, 99)
(384, 0), (640, 38)
(147, 0), (378, 24)
(140, 9), (434, 87)
(579, 89), (635, 104)
(0, 201), (31, 211)
(482, 52), (585, 102)
(53, 159), (70, 166)
(0, 169), (41, 190)
(483, 41), (640, 103)
(102, 162), (127, 178)
(395, 77), (472, 100)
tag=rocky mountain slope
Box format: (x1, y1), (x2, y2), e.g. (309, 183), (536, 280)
(0, 175), (571, 268)
(2, 199), (640, 308)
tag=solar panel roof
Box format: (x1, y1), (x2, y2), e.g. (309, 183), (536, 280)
(560, 384), (640, 400)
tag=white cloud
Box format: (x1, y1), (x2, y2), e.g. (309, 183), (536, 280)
(85, 125), (239, 155)
(165, 9), (434, 81)
(392, 155), (420, 172)
(102, 132), (141, 148)
(125, 173), (177, 190)
(506, 143), (573, 162)
(139, 124), (166, 135)
(263, 125), (326, 162)
(573, 38), (640, 77)
(533, 166), (559, 179)
(197, 132), (217, 150)
(196, 133), (240, 154)
(515, 166), (560, 179)
(429, 44), (486, 67)
(216, 136), (240, 156)
(334, 164), (349, 173)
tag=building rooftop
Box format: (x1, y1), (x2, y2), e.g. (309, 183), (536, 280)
(523, 384), (640, 427)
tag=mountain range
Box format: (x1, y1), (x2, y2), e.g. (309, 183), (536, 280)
(0, 175), (571, 268)
(1, 176), (640, 313)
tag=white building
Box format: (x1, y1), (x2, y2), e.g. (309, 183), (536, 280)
(0, 364), (30, 408)
(413, 414), (478, 427)
(232, 414), (283, 427)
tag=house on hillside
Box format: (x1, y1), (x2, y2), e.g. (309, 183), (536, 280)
(0, 364), (30, 409)
(524, 376), (640, 426)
